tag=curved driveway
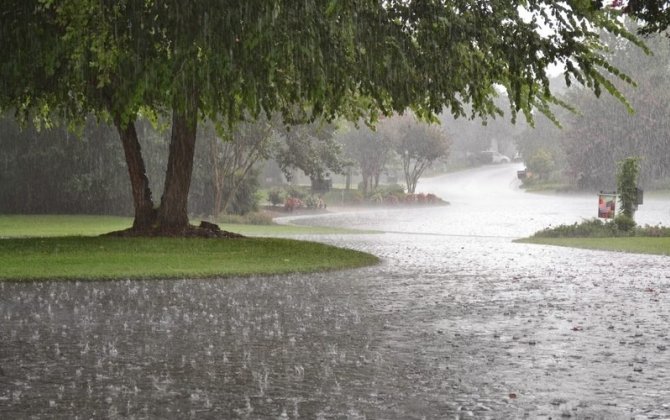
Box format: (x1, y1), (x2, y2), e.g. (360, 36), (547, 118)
(2, 164), (670, 418)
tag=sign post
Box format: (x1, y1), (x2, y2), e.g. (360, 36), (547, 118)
(598, 192), (617, 219)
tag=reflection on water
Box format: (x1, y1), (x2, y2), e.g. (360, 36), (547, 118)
(2, 164), (670, 418)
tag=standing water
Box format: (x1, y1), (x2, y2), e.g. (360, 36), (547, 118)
(2, 163), (670, 418)
(284, 163), (670, 238)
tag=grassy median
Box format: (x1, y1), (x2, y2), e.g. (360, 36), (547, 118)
(0, 215), (379, 281)
(517, 236), (670, 256)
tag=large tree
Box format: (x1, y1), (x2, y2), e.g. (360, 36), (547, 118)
(1, 1), (641, 235)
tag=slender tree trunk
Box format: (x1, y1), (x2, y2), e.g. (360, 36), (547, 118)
(210, 135), (224, 217)
(362, 172), (369, 196)
(403, 156), (413, 193)
(113, 117), (156, 231)
(157, 97), (199, 231)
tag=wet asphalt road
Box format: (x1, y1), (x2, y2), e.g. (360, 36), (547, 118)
(2, 164), (670, 419)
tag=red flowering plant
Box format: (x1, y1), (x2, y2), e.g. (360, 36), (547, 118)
(284, 197), (304, 212)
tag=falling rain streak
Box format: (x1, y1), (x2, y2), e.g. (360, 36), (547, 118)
(2, 164), (670, 418)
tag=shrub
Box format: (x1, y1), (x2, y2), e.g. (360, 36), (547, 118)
(382, 184), (405, 195)
(222, 170), (261, 215)
(369, 192), (384, 204)
(304, 195), (319, 208)
(350, 191), (364, 204)
(284, 197), (303, 212)
(532, 218), (620, 238)
(426, 193), (440, 204)
(384, 195), (399, 205)
(616, 157), (641, 219)
(526, 149), (555, 180)
(287, 186), (307, 200)
(532, 218), (670, 239)
(635, 224), (670, 237)
(613, 214), (636, 232)
(404, 194), (417, 204)
(267, 188), (285, 206)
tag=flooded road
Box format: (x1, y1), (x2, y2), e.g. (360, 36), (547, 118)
(2, 164), (670, 418)
(287, 163), (670, 238)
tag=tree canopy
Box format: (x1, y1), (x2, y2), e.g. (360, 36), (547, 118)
(0, 1), (643, 234)
(613, 0), (670, 34)
(515, 23), (670, 191)
(383, 114), (451, 194)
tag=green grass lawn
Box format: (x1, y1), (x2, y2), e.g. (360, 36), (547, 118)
(0, 215), (134, 237)
(0, 215), (379, 281)
(0, 214), (373, 238)
(517, 236), (670, 256)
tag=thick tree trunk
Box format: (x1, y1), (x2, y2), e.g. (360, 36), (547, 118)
(157, 100), (198, 231)
(113, 117), (156, 231)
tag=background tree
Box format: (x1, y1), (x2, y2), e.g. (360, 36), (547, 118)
(274, 121), (344, 186)
(514, 24), (670, 191)
(526, 149), (557, 181)
(617, 156), (642, 220)
(0, 115), (132, 214)
(1, 0), (643, 235)
(383, 114), (451, 194)
(612, 0), (670, 34)
(201, 119), (275, 217)
(337, 122), (393, 196)
(514, 100), (570, 184)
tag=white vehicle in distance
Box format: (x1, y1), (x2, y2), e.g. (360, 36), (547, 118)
(479, 150), (511, 164)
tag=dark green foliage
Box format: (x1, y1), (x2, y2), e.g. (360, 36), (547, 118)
(224, 169), (260, 215)
(616, 156), (641, 219)
(0, 116), (132, 215)
(0, 114), (262, 217)
(0, 0), (649, 232)
(267, 188), (285, 207)
(614, 213), (636, 232)
(615, 0), (670, 34)
(1, 0), (642, 127)
(533, 219), (622, 238)
(303, 195), (320, 209)
(532, 217), (669, 238)
(521, 28), (670, 191)
(636, 224), (670, 237)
